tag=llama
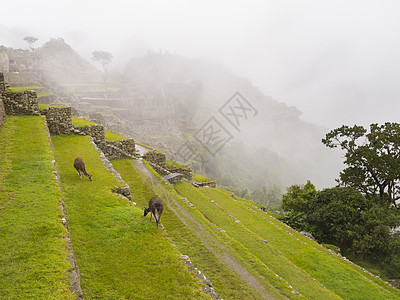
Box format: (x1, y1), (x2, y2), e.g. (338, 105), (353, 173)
(144, 197), (163, 229)
(73, 157), (93, 181)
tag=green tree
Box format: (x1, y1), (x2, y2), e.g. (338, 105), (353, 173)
(322, 123), (400, 206)
(281, 180), (317, 213)
(307, 187), (400, 258)
(306, 187), (369, 251)
(92, 50), (113, 92)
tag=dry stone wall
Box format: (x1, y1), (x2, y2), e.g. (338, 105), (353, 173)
(2, 91), (41, 116)
(144, 151), (167, 168)
(44, 107), (73, 135)
(75, 125), (105, 143)
(166, 166), (193, 181)
(98, 139), (136, 160)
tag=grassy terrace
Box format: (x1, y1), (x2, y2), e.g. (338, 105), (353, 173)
(113, 159), (273, 299)
(192, 173), (212, 183)
(71, 116), (98, 127)
(115, 158), (400, 300)
(105, 130), (127, 141)
(176, 184), (400, 300)
(0, 116), (73, 298)
(6, 86), (44, 93)
(52, 136), (204, 298)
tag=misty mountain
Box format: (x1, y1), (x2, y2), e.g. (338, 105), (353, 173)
(124, 53), (342, 189)
(35, 38), (100, 83)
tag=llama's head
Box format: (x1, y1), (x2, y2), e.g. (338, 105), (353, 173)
(143, 207), (150, 216)
(88, 174), (93, 181)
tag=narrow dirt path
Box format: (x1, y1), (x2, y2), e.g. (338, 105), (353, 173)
(135, 159), (276, 300)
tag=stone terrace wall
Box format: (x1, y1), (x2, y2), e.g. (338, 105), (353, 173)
(98, 139), (136, 160)
(144, 150), (167, 169)
(166, 165), (193, 181)
(44, 107), (73, 135)
(2, 91), (41, 116)
(0, 99), (5, 128)
(76, 125), (105, 143)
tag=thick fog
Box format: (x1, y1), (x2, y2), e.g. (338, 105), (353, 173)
(2, 0), (400, 128)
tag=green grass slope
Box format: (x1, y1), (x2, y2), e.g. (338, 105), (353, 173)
(114, 158), (400, 300)
(51, 135), (205, 299)
(113, 158), (276, 299)
(178, 184), (400, 300)
(0, 116), (74, 299)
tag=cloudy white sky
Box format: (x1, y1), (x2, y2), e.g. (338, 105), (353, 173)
(1, 0), (400, 128)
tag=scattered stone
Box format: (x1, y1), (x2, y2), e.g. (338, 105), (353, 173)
(292, 289), (300, 295)
(196, 273), (206, 280)
(201, 279), (213, 287)
(300, 231), (317, 242)
(185, 260), (195, 268)
(388, 279), (400, 289)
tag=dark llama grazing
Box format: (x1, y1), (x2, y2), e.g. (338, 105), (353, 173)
(144, 197), (164, 229)
(74, 157), (93, 181)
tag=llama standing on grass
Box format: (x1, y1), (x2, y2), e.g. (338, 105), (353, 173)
(144, 197), (163, 229)
(74, 157), (93, 181)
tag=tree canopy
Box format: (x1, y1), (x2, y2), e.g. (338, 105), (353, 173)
(23, 36), (38, 51)
(92, 50), (113, 92)
(281, 180), (317, 213)
(92, 50), (113, 73)
(322, 122), (400, 206)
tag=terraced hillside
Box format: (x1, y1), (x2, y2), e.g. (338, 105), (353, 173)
(0, 116), (206, 299)
(114, 158), (400, 300)
(1, 115), (400, 299)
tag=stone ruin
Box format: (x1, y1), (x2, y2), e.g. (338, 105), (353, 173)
(42, 105), (136, 160)
(1, 91), (41, 116)
(44, 107), (73, 134)
(143, 150), (197, 183)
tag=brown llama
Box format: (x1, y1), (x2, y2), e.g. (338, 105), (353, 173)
(73, 157), (93, 181)
(144, 197), (164, 229)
